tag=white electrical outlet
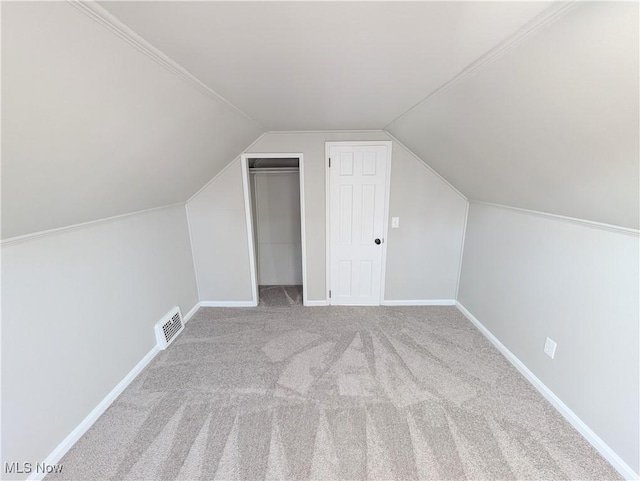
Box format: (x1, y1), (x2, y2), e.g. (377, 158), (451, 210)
(544, 337), (557, 359)
(391, 217), (400, 228)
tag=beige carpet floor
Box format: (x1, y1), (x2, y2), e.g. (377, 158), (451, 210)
(48, 305), (621, 480)
(258, 285), (303, 307)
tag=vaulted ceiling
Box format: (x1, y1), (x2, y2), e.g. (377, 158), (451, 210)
(387, 1), (639, 229)
(2, 1), (263, 239)
(98, 1), (552, 131)
(2, 1), (638, 239)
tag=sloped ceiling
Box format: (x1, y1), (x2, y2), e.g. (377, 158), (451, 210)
(387, 2), (639, 229)
(3, 1), (637, 238)
(98, 1), (552, 131)
(2, 2), (263, 239)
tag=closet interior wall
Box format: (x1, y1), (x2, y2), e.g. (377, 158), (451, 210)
(249, 160), (303, 287)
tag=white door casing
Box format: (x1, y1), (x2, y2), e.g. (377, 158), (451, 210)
(327, 142), (391, 305)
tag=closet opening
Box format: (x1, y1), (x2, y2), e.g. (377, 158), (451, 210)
(241, 153), (307, 307)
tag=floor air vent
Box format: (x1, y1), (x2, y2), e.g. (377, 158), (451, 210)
(155, 307), (184, 350)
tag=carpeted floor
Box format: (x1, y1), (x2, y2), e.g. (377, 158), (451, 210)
(258, 285), (303, 307)
(48, 305), (621, 480)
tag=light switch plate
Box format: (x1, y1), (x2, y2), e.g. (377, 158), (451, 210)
(544, 337), (557, 359)
(391, 217), (400, 228)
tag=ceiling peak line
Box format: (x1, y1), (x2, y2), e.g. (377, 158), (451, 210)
(66, 0), (265, 131)
(384, 1), (578, 130)
(266, 130), (386, 135)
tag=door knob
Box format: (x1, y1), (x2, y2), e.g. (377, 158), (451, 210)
(375, 238), (382, 245)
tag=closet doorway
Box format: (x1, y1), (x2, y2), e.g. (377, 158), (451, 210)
(241, 153), (307, 307)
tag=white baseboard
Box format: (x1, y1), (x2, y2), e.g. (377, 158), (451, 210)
(304, 300), (329, 306)
(304, 300), (456, 307)
(182, 302), (200, 323)
(199, 300), (257, 307)
(381, 299), (456, 306)
(28, 345), (160, 481)
(455, 302), (639, 481)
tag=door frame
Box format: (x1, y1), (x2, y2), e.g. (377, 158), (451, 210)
(325, 141), (393, 305)
(241, 152), (308, 306)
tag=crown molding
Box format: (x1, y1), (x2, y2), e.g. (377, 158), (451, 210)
(471, 200), (640, 237)
(66, 0), (264, 130)
(1, 203), (185, 248)
(385, 1), (578, 129)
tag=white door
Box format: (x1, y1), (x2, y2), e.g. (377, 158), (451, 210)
(328, 143), (390, 305)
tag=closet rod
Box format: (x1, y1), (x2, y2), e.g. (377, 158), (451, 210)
(249, 168), (299, 174)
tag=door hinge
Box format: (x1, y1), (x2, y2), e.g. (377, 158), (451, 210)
(328, 158), (331, 168)
(329, 290), (332, 298)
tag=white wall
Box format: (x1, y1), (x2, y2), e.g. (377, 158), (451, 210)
(458, 202), (639, 475)
(384, 140), (467, 301)
(187, 131), (467, 303)
(1, 205), (199, 479)
(187, 160), (254, 302)
(251, 172), (303, 285)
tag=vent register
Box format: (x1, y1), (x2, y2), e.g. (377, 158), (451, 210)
(155, 307), (184, 349)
